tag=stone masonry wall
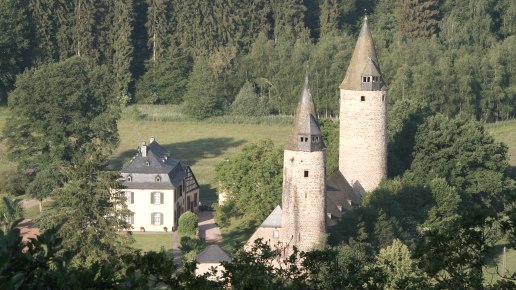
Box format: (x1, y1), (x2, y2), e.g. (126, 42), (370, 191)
(339, 89), (387, 194)
(281, 150), (326, 252)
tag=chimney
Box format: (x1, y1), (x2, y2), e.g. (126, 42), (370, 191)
(150, 136), (155, 143)
(141, 141), (147, 157)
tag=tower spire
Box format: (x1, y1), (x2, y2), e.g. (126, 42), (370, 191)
(340, 16), (384, 91)
(286, 77), (323, 152)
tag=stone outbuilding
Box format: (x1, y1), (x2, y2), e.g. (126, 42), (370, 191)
(195, 244), (232, 279)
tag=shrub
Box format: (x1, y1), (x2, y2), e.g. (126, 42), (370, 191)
(178, 211), (198, 236)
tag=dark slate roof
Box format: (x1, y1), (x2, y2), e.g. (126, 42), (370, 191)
(122, 142), (180, 174)
(326, 171), (360, 226)
(340, 16), (385, 90)
(195, 245), (232, 263)
(260, 205), (282, 228)
(285, 77), (323, 151)
(121, 140), (191, 189)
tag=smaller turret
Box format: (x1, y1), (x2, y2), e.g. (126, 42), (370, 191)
(285, 77), (324, 152)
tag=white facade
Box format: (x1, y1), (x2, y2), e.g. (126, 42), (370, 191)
(123, 189), (176, 232)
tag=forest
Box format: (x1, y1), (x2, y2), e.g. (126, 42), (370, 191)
(0, 0), (514, 120)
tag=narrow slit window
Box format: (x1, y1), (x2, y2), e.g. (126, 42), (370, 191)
(382, 94), (385, 102)
(361, 96), (365, 101)
(304, 170), (309, 177)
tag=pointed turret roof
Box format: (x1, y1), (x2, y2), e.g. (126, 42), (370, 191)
(285, 77), (323, 151)
(340, 16), (384, 90)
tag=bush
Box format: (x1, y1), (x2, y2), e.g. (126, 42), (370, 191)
(178, 211), (198, 236)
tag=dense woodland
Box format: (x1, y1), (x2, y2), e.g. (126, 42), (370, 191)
(0, 0), (515, 289)
(0, 0), (515, 120)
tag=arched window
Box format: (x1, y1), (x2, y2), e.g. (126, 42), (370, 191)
(145, 161), (150, 166)
(126, 175), (132, 182)
(155, 175), (161, 182)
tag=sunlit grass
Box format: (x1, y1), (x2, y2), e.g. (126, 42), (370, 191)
(132, 233), (173, 253)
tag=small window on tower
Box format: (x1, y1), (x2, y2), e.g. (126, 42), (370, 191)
(300, 136), (303, 142)
(361, 96), (365, 101)
(362, 76), (367, 82)
(382, 94), (385, 102)
(304, 170), (309, 177)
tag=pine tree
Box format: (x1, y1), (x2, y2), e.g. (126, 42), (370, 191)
(182, 57), (224, 119)
(28, 0), (59, 64)
(112, 0), (135, 100)
(0, 0), (30, 103)
(395, 0), (440, 38)
(39, 145), (133, 264)
(319, 0), (340, 37)
(146, 0), (171, 62)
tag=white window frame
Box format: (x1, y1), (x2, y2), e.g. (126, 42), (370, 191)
(124, 191), (134, 204)
(153, 212), (161, 225)
(152, 192), (161, 204)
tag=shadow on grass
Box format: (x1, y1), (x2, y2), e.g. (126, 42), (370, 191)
(220, 222), (255, 255)
(109, 137), (245, 170)
(200, 184), (216, 204)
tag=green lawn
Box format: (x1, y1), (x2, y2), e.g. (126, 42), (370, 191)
(111, 105), (291, 202)
(484, 240), (516, 285)
(131, 233), (173, 253)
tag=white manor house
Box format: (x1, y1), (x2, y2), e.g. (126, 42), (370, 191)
(120, 137), (199, 232)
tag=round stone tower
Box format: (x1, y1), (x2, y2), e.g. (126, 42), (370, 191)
(281, 77), (326, 253)
(339, 16), (387, 194)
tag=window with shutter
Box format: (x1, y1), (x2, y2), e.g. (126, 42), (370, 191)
(160, 192), (164, 204)
(124, 192), (134, 204)
(152, 212), (162, 225)
(152, 192), (161, 204)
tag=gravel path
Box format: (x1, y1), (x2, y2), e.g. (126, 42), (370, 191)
(197, 211), (221, 244)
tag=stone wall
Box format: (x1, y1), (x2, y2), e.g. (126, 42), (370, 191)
(339, 89), (387, 194)
(281, 150), (326, 252)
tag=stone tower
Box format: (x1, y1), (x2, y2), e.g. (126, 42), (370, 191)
(281, 77), (326, 252)
(339, 16), (387, 194)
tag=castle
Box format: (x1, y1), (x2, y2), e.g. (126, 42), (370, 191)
(247, 16), (387, 252)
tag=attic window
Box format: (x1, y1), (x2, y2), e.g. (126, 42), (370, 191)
(304, 170), (309, 177)
(363, 76), (371, 82)
(373, 76), (378, 82)
(155, 175), (161, 182)
(361, 96), (365, 101)
(126, 175), (132, 182)
(145, 161), (150, 166)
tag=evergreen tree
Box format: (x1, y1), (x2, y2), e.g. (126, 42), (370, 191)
(38, 145), (132, 265)
(230, 82), (270, 116)
(182, 57), (224, 119)
(135, 44), (192, 104)
(112, 0), (135, 100)
(146, 0), (171, 62)
(28, 0), (59, 64)
(394, 0), (440, 38)
(0, 0), (30, 104)
(318, 0), (340, 37)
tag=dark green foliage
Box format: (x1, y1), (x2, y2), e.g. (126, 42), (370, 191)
(215, 140), (283, 227)
(0, 0), (30, 104)
(112, 0), (135, 100)
(0, 195), (22, 232)
(395, 0), (440, 38)
(319, 118), (339, 174)
(230, 82), (270, 116)
(3, 57), (120, 211)
(178, 211), (198, 236)
(38, 146), (133, 265)
(408, 114), (514, 213)
(136, 44), (192, 104)
(182, 57), (225, 119)
(387, 98), (430, 177)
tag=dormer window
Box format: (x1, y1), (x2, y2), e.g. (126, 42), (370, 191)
(155, 175), (161, 182)
(126, 175), (132, 182)
(362, 76), (371, 82)
(145, 161), (150, 166)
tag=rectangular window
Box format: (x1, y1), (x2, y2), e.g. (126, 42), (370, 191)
(361, 96), (365, 101)
(152, 212), (163, 225)
(273, 230), (279, 239)
(124, 214), (134, 224)
(124, 192), (134, 204)
(304, 170), (309, 177)
(151, 192), (163, 204)
(194, 194), (197, 208)
(179, 185), (183, 197)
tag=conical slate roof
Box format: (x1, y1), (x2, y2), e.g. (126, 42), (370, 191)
(285, 77), (322, 151)
(340, 16), (384, 90)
